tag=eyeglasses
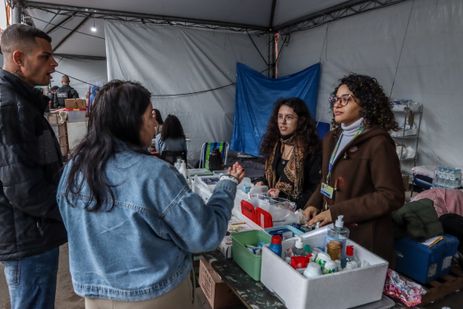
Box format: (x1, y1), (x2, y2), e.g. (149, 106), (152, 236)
(277, 114), (298, 123)
(329, 94), (355, 108)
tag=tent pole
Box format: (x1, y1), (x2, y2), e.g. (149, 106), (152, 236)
(11, 0), (23, 24)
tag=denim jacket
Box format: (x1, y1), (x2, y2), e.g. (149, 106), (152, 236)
(57, 146), (236, 301)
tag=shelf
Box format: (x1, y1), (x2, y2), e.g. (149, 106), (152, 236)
(392, 134), (418, 139)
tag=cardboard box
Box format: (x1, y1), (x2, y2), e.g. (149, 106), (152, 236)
(198, 256), (240, 309)
(47, 113), (69, 157)
(65, 98), (86, 109)
(260, 226), (388, 309)
(395, 234), (459, 284)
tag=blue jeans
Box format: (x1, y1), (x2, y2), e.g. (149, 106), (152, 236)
(2, 247), (59, 309)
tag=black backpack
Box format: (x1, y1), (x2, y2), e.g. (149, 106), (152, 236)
(208, 148), (224, 171)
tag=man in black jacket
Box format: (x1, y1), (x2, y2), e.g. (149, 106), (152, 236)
(0, 24), (67, 309)
(56, 74), (79, 107)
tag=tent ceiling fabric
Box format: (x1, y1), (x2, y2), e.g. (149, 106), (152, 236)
(23, 0), (406, 57)
(25, 0), (348, 29)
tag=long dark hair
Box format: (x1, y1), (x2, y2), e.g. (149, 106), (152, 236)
(161, 114), (185, 141)
(65, 80), (152, 211)
(260, 97), (320, 157)
(153, 108), (163, 125)
(332, 74), (399, 131)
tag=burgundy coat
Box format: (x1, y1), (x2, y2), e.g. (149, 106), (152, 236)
(306, 127), (404, 266)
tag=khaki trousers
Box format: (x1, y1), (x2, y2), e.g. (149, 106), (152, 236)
(85, 276), (193, 309)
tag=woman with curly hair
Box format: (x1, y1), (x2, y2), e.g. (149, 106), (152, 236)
(257, 97), (322, 210)
(304, 73), (404, 266)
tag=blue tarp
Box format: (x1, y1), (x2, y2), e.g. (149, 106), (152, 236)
(231, 62), (321, 156)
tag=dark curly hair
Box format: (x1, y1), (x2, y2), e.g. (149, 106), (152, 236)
(260, 97), (320, 157)
(331, 74), (399, 131)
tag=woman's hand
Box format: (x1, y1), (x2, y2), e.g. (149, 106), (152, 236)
(267, 188), (280, 198)
(303, 206), (319, 221)
(228, 162), (245, 183)
(308, 209), (332, 227)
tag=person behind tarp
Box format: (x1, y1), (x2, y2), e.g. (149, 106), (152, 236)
(304, 74), (405, 266)
(56, 74), (79, 107)
(155, 114), (187, 158)
(256, 97), (322, 210)
(57, 80), (245, 308)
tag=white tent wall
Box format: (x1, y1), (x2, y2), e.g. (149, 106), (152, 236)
(105, 21), (268, 163)
(279, 0), (463, 168)
(51, 58), (108, 99)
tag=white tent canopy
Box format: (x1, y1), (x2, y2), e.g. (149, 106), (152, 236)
(10, 0), (463, 168)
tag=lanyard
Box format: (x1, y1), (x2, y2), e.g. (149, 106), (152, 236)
(326, 126), (364, 184)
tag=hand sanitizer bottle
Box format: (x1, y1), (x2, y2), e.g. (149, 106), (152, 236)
(292, 236), (306, 256)
(325, 215), (350, 260)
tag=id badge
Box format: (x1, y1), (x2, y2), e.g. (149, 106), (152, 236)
(320, 182), (335, 199)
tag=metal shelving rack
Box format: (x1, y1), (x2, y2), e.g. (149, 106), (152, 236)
(390, 101), (423, 176)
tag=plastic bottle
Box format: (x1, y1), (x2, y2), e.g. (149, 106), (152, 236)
(241, 177), (252, 194)
(174, 158), (182, 171)
(292, 236), (306, 256)
(268, 235), (282, 257)
(343, 245), (360, 270)
(178, 159), (188, 179)
(303, 262), (322, 279)
(325, 215), (350, 260)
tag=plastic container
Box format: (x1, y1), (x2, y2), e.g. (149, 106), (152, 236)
(231, 230), (271, 281)
(395, 234), (459, 284)
(268, 235), (282, 257)
(265, 225), (304, 240)
(344, 245), (360, 270)
(261, 227), (389, 309)
(325, 215), (350, 260)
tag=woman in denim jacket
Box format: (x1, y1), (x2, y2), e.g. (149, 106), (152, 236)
(57, 80), (244, 309)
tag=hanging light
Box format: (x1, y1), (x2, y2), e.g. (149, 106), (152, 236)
(90, 19), (97, 32)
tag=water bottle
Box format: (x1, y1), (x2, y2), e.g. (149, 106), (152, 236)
(268, 235), (282, 257)
(455, 169), (462, 188)
(241, 177), (252, 194)
(449, 169), (456, 188)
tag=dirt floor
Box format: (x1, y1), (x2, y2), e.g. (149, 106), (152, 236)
(1, 245), (463, 309)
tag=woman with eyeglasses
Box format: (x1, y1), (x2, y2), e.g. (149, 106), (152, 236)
(304, 74), (404, 266)
(256, 97), (322, 210)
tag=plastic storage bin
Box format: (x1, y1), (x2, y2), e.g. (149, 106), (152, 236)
(231, 230), (271, 281)
(395, 234), (459, 284)
(261, 226), (389, 309)
(265, 225), (304, 240)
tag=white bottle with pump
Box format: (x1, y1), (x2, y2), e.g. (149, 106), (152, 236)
(325, 215), (350, 260)
(178, 159), (188, 180)
(292, 236), (306, 256)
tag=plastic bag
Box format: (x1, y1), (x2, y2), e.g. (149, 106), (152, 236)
(383, 268), (426, 307)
